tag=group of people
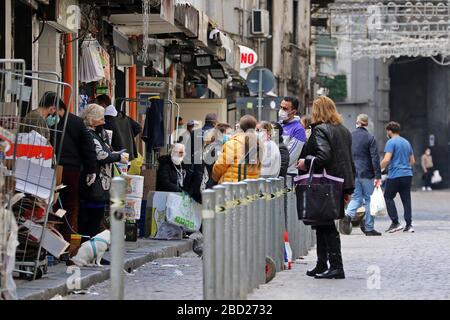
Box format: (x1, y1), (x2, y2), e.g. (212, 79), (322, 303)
(20, 92), (140, 256)
(155, 97), (310, 206)
(159, 95), (421, 281)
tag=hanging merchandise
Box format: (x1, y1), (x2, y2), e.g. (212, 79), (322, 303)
(142, 99), (166, 151)
(79, 36), (105, 83)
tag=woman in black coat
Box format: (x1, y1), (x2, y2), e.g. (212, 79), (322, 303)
(297, 96), (355, 280)
(79, 104), (128, 238)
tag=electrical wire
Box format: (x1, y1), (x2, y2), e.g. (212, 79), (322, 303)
(33, 18), (46, 44)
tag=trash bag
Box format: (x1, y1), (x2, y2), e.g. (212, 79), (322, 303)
(154, 222), (183, 240)
(370, 186), (387, 217)
(189, 232), (203, 257)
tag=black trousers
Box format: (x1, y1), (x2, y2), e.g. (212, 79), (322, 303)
(315, 223), (344, 270)
(384, 176), (412, 226)
(78, 202), (107, 240)
(423, 167), (433, 188)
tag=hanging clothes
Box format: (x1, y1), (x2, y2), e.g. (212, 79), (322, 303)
(79, 39), (105, 83)
(142, 99), (165, 151)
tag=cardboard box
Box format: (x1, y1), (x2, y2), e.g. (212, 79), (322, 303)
(142, 168), (157, 198)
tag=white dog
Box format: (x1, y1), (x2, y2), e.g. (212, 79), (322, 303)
(71, 230), (111, 267)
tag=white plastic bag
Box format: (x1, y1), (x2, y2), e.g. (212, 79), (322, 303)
(370, 186), (387, 217)
(432, 170), (443, 184)
(166, 192), (202, 232)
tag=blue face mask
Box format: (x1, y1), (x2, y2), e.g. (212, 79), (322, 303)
(47, 115), (59, 127)
(223, 134), (231, 143)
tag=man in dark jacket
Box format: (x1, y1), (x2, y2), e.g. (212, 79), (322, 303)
(49, 99), (97, 243)
(95, 95), (126, 152)
(156, 143), (192, 193)
(341, 114), (382, 236)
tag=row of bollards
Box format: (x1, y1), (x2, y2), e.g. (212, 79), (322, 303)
(202, 176), (315, 300)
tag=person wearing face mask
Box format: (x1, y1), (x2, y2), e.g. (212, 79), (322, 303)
(48, 99), (97, 244)
(156, 143), (192, 193)
(79, 104), (129, 238)
(340, 114), (382, 237)
(257, 121), (281, 178)
(95, 94), (126, 152)
(20, 91), (58, 141)
(421, 148), (434, 191)
(201, 123), (232, 193)
(279, 97), (307, 176)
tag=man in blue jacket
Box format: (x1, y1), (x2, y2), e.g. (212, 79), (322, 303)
(341, 114), (382, 236)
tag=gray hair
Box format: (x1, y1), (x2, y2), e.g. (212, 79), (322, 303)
(356, 114), (369, 127)
(82, 104), (105, 127)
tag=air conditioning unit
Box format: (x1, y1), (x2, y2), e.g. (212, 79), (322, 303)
(251, 9), (270, 37)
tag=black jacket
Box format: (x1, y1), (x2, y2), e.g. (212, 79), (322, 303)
(104, 115), (125, 152)
(279, 143), (290, 178)
(80, 129), (121, 202)
(351, 127), (382, 180)
(156, 155), (192, 193)
(302, 123), (356, 195)
(51, 113), (97, 173)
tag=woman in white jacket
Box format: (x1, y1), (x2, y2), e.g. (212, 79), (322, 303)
(257, 121), (281, 178)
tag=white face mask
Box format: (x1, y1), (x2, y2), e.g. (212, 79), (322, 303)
(279, 110), (289, 122)
(171, 155), (183, 166)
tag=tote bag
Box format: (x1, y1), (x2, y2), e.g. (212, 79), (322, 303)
(295, 158), (344, 222)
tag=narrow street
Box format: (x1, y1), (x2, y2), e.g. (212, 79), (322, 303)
(62, 191), (450, 300)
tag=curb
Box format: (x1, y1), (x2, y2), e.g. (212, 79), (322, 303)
(17, 239), (193, 300)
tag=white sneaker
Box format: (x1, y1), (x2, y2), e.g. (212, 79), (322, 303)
(422, 187), (426, 191)
(427, 187), (432, 191)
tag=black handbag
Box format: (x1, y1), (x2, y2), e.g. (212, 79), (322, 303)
(295, 158), (344, 222)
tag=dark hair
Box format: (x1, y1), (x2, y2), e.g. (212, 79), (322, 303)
(96, 94), (111, 107)
(39, 92), (60, 109)
(58, 99), (67, 111)
(215, 123), (231, 134)
(271, 121), (284, 144)
(283, 96), (300, 111)
(386, 121), (401, 134)
(239, 115), (257, 132)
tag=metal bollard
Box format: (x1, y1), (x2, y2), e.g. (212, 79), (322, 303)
(213, 185), (226, 300)
(244, 179), (257, 293)
(110, 177), (127, 300)
(277, 178), (285, 271)
(261, 178), (270, 284)
(268, 178), (278, 271)
(237, 182), (248, 299)
(202, 190), (216, 300)
(222, 183), (233, 300)
(231, 183), (240, 300)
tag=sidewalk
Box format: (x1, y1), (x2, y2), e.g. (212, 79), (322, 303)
(16, 239), (193, 300)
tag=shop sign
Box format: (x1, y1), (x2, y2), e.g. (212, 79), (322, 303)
(239, 45), (258, 69)
(137, 80), (167, 90)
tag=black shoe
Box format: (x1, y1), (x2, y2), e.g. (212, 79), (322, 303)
(306, 266), (328, 277)
(365, 230), (382, 236)
(403, 225), (415, 233)
(360, 222), (366, 234)
(385, 222), (403, 233)
(339, 215), (352, 235)
(314, 268), (346, 279)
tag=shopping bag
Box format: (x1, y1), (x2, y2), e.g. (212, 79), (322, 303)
(166, 192), (202, 232)
(128, 153), (144, 176)
(369, 186), (387, 217)
(432, 170), (443, 184)
(295, 159), (344, 222)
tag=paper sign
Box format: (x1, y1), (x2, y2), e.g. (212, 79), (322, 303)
(54, 209), (67, 218)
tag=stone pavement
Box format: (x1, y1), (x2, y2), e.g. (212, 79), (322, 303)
(248, 190), (450, 300)
(16, 239), (193, 300)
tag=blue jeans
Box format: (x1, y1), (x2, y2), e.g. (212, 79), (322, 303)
(345, 178), (375, 232)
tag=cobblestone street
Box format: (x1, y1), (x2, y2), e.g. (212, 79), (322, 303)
(63, 191), (450, 300)
(249, 191), (450, 300)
